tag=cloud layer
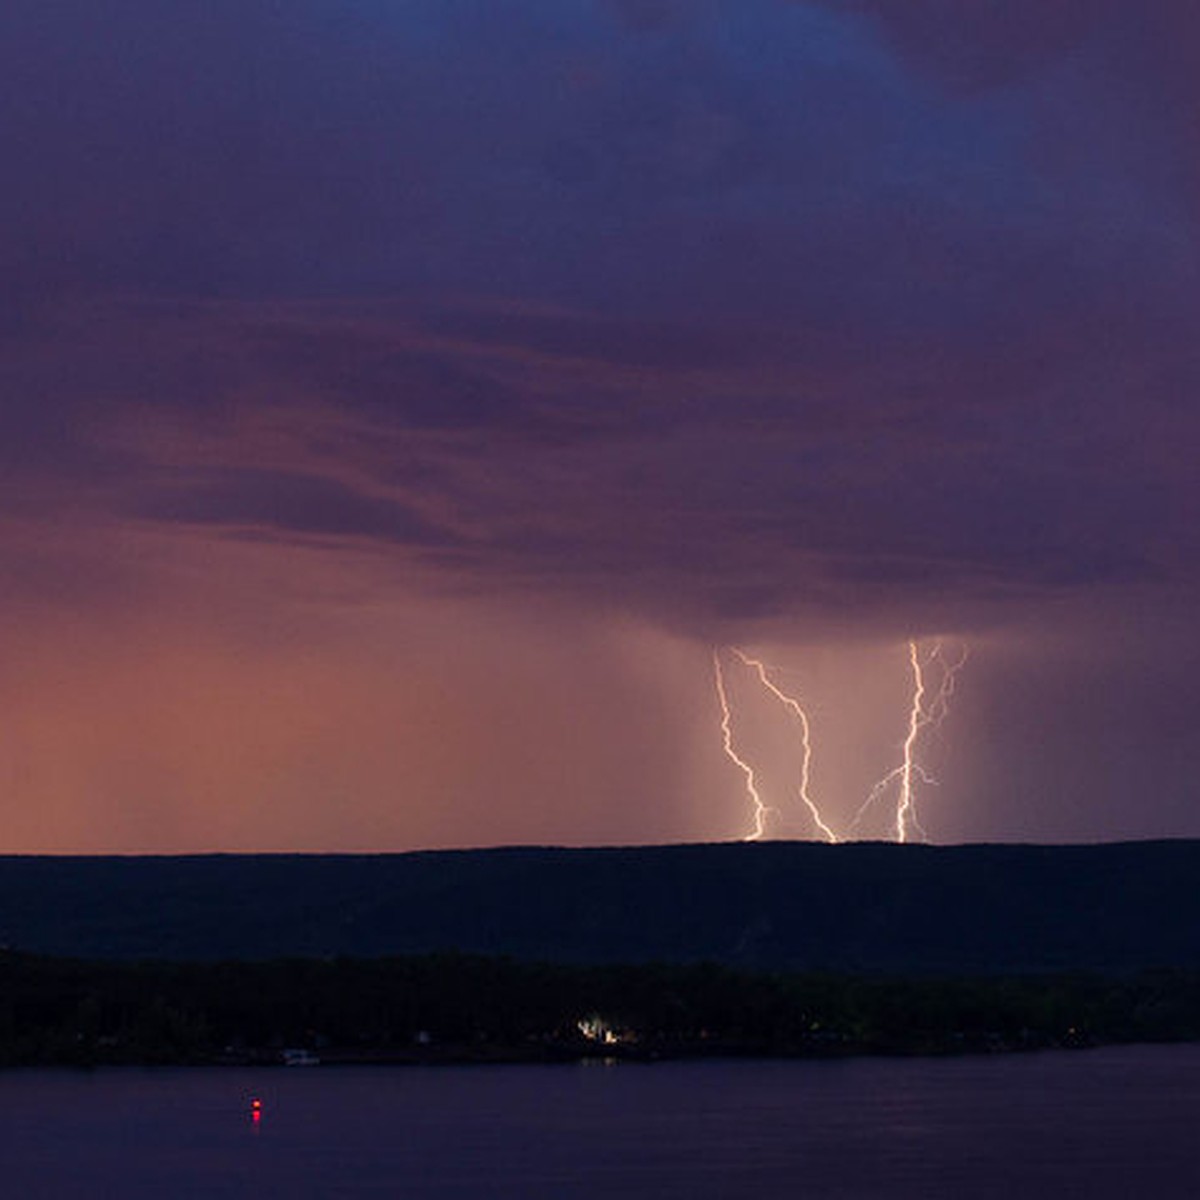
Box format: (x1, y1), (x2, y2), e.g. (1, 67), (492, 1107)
(1, 3), (1197, 847)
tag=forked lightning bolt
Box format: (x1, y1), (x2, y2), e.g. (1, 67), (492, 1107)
(850, 640), (969, 843)
(714, 639), (968, 844)
(732, 649), (840, 844)
(712, 649), (771, 841)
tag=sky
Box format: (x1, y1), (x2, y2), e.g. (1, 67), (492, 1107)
(2, 0), (1198, 852)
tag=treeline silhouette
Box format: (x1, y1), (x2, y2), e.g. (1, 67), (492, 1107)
(2, 950), (1199, 1067)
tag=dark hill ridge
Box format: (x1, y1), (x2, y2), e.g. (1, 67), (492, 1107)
(1, 840), (1198, 973)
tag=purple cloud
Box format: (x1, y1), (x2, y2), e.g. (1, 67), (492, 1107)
(1, 2), (1198, 848)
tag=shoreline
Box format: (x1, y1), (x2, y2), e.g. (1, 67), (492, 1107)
(8, 1029), (1184, 1071)
(3, 949), (1198, 1071)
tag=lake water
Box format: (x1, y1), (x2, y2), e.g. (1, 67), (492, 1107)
(1, 1045), (1197, 1197)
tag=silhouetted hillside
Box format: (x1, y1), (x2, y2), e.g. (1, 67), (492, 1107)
(1, 841), (1198, 973)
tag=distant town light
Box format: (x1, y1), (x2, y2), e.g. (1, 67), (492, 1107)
(577, 1015), (631, 1046)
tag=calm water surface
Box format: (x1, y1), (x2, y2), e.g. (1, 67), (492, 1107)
(1, 1045), (1197, 1198)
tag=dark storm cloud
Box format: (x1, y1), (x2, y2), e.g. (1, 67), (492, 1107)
(602, 0), (687, 34)
(812, 0), (1109, 91)
(1, 1), (1197, 635)
(25, 293), (1174, 639)
(815, 1), (1200, 208)
(0, 0), (1112, 312)
(130, 467), (446, 545)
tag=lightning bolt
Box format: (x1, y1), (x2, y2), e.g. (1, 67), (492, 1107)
(731, 649), (840, 844)
(851, 640), (969, 843)
(894, 639), (928, 843)
(712, 649), (771, 841)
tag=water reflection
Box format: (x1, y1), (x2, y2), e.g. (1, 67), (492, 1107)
(0, 1045), (1196, 1198)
